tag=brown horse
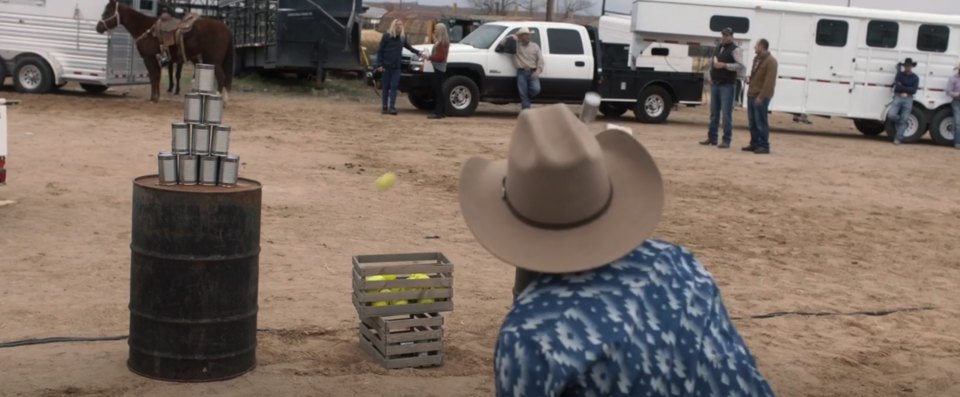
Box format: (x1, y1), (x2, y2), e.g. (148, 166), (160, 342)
(95, 0), (233, 102)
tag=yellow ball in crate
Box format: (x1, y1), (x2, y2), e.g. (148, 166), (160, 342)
(408, 273), (435, 304)
(365, 275), (397, 306)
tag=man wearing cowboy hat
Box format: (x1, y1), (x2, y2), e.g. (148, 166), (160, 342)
(888, 58), (920, 145)
(459, 104), (775, 396)
(510, 27), (544, 110)
(946, 63), (960, 149)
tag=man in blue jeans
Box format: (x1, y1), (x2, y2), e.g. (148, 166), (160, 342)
(512, 28), (544, 110)
(701, 28), (745, 149)
(888, 58), (920, 145)
(745, 39), (778, 154)
(946, 64), (960, 149)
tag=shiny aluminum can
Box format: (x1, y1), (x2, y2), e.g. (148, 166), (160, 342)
(199, 155), (219, 186)
(157, 152), (177, 185)
(211, 126), (230, 156)
(193, 64), (217, 94)
(203, 94), (224, 125)
(219, 155), (239, 187)
(178, 155), (199, 185)
(171, 123), (190, 154)
(192, 124), (212, 155)
(184, 93), (204, 124)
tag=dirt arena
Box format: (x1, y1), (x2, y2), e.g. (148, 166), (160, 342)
(1, 78), (959, 397)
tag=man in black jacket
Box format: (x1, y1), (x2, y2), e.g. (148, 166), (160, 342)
(701, 28), (745, 149)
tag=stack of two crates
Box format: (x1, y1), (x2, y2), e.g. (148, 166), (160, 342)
(352, 253), (454, 369)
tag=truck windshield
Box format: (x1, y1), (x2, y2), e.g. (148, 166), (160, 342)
(459, 25), (508, 49)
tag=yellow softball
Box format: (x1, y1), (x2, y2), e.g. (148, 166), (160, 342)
(408, 273), (434, 303)
(366, 275), (397, 306)
(375, 172), (397, 191)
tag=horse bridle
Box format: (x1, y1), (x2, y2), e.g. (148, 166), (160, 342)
(99, 2), (120, 31)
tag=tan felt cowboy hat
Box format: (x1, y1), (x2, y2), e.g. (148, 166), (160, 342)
(516, 27), (533, 36)
(459, 104), (664, 274)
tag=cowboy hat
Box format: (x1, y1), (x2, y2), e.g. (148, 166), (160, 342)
(458, 104), (664, 274)
(516, 27), (533, 36)
(902, 57), (918, 67)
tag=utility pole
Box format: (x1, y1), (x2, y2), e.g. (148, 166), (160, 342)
(546, 0), (555, 21)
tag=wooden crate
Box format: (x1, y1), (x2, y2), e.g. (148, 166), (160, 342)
(352, 252), (454, 318)
(359, 313), (444, 369)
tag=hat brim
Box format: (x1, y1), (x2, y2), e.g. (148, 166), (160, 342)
(459, 130), (664, 274)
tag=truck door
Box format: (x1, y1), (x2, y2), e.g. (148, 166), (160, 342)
(540, 27), (594, 101)
(488, 27), (542, 98)
(805, 17), (858, 116)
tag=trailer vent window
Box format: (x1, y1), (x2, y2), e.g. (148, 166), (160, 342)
(650, 48), (670, 57)
(139, 0), (153, 11)
(917, 24), (949, 53)
(816, 19), (848, 47)
(546, 29), (584, 55)
(867, 20), (898, 48)
(709, 16), (749, 34)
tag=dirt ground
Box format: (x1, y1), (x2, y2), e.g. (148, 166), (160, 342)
(1, 79), (959, 397)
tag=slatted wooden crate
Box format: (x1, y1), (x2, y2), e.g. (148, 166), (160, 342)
(358, 313), (444, 369)
(352, 252), (454, 318)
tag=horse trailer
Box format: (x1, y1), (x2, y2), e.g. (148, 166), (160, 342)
(0, 0), (155, 94)
(219, 0), (366, 80)
(630, 0), (960, 146)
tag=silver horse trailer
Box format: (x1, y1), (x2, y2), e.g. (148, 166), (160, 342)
(0, 0), (156, 94)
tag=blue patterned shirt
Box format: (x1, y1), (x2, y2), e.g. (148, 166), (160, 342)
(495, 240), (776, 397)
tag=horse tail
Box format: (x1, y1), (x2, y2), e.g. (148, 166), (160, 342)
(224, 30), (235, 91)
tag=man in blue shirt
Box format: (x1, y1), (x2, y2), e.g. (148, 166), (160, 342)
(459, 104), (776, 397)
(888, 58), (920, 145)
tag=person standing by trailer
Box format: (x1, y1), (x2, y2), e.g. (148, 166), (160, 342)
(376, 19), (422, 115)
(946, 64), (960, 149)
(426, 23), (450, 119)
(701, 27), (745, 149)
(888, 58), (920, 145)
(745, 39), (778, 155)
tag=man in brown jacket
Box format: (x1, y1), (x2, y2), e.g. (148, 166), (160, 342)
(745, 39), (778, 154)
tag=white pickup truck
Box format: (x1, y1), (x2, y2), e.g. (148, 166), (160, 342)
(397, 20), (704, 121)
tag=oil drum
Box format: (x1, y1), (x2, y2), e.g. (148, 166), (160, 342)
(128, 175), (261, 382)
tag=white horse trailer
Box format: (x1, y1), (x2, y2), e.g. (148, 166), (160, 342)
(630, 0), (960, 145)
(600, 14), (694, 72)
(0, 0), (156, 94)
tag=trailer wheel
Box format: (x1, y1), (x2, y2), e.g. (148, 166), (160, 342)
(442, 75), (479, 117)
(885, 105), (928, 143)
(599, 102), (629, 118)
(408, 89), (435, 110)
(13, 56), (54, 94)
(634, 86), (672, 123)
(929, 107), (957, 146)
(853, 119), (885, 136)
(80, 84), (109, 94)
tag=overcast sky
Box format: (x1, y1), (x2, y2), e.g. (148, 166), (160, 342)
(408, 0), (959, 15)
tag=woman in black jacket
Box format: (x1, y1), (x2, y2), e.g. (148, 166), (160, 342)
(375, 19), (421, 115)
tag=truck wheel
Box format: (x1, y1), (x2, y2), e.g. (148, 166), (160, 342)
(13, 56), (54, 94)
(929, 107), (956, 146)
(80, 84), (109, 94)
(853, 119), (885, 136)
(634, 86), (672, 123)
(599, 102), (629, 118)
(884, 105), (928, 143)
(442, 75), (479, 117)
(408, 89), (435, 110)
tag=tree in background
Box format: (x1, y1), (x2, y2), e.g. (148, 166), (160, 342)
(469, 0), (519, 15)
(559, 0), (594, 18)
(519, 0), (545, 16)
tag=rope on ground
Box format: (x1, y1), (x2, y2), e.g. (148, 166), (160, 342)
(0, 335), (129, 349)
(731, 306), (936, 320)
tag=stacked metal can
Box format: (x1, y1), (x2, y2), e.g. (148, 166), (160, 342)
(158, 64), (241, 187)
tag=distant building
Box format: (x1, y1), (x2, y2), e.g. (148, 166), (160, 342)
(363, 6), (388, 29)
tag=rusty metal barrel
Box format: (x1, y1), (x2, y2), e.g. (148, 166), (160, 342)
(128, 175), (261, 382)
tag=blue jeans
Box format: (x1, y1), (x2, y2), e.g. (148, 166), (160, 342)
(517, 70), (541, 109)
(708, 83), (736, 144)
(748, 96), (771, 149)
(381, 67), (402, 110)
(951, 100), (960, 146)
(886, 96), (913, 141)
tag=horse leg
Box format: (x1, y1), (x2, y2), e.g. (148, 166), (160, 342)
(175, 61), (182, 95)
(167, 62), (174, 93)
(142, 56), (162, 102)
(214, 64), (229, 103)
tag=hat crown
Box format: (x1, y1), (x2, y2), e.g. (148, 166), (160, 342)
(505, 105), (612, 226)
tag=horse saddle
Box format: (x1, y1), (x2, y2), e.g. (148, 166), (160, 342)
(155, 14), (200, 47)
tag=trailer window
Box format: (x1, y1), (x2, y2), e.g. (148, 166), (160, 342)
(546, 29), (584, 55)
(867, 21), (898, 48)
(709, 16), (749, 34)
(139, 0), (153, 11)
(917, 24), (949, 52)
(816, 19), (848, 47)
